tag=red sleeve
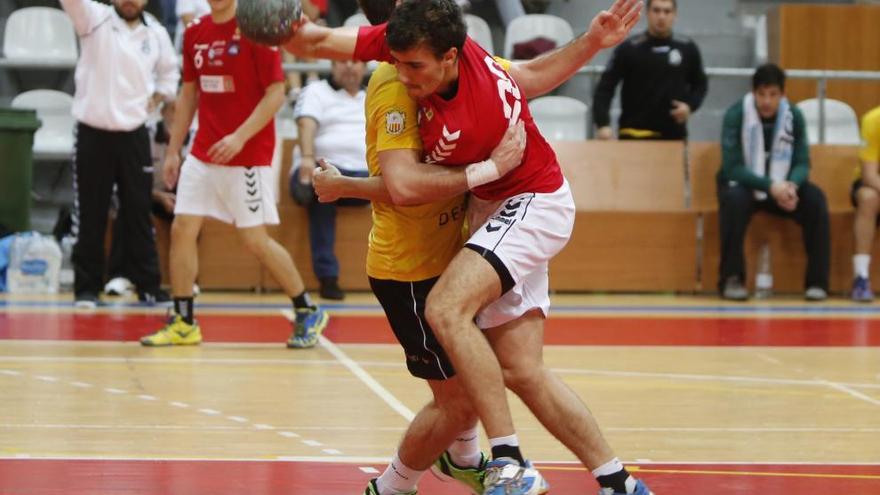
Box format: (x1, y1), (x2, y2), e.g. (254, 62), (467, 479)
(254, 45), (285, 88)
(353, 23), (392, 63)
(182, 26), (196, 82)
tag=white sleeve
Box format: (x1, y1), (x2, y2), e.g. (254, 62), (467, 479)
(293, 81), (325, 124)
(153, 26), (180, 101)
(59, 0), (109, 36)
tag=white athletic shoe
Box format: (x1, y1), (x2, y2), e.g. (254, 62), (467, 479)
(103, 277), (133, 296)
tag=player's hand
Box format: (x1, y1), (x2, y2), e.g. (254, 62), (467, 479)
(670, 100), (692, 124)
(207, 132), (246, 164)
(596, 126), (614, 140)
(147, 93), (164, 114)
(154, 190), (176, 214)
(313, 159), (343, 203)
(770, 181), (798, 212)
(587, 0), (643, 49)
(491, 121), (526, 177)
(163, 153), (182, 190)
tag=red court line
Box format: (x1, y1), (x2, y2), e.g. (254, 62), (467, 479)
(1, 313), (879, 346)
(0, 460), (877, 495)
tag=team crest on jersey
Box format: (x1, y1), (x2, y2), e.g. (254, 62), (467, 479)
(386, 110), (406, 135)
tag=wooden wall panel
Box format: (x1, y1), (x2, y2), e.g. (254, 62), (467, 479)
(769, 5), (880, 119)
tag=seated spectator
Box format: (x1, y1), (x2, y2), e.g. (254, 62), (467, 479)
(290, 60), (369, 300)
(716, 63), (830, 301)
(850, 105), (880, 302)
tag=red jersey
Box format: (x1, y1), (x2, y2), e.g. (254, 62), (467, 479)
(354, 24), (563, 200)
(182, 16), (284, 166)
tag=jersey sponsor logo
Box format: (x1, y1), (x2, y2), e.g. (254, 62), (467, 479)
(426, 125), (461, 163)
(669, 48), (682, 66)
(199, 75), (236, 93)
(385, 110), (406, 135)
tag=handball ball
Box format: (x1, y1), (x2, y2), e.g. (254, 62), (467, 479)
(237, 0), (303, 46)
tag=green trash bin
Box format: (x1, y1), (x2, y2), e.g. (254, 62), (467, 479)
(0, 108), (41, 232)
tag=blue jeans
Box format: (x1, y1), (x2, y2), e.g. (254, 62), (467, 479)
(290, 167), (369, 279)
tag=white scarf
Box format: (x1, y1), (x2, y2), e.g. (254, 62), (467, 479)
(741, 92), (794, 200)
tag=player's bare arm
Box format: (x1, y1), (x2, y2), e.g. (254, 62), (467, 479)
(163, 81), (199, 189)
(281, 22), (360, 61)
(208, 81), (285, 164)
(508, 0), (642, 98)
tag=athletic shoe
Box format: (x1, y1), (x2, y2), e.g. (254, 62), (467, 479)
(140, 315), (202, 346)
(599, 479), (654, 495)
(804, 286), (828, 302)
(287, 306), (329, 348)
(482, 458), (548, 495)
(851, 276), (874, 302)
(138, 289), (172, 307)
(319, 277), (345, 300)
(363, 478), (417, 495)
(721, 276), (748, 301)
(103, 277), (133, 296)
(74, 291), (98, 310)
(431, 451), (487, 494)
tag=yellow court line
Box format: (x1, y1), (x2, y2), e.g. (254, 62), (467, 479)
(540, 465), (880, 480)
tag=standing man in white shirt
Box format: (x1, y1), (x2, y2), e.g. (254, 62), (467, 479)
(291, 60), (369, 300)
(60, 0), (179, 308)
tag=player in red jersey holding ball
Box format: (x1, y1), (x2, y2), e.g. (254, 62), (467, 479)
(140, 0), (328, 349)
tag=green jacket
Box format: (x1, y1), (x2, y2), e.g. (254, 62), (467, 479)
(717, 97), (811, 192)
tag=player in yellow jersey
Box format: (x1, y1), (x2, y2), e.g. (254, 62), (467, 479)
(850, 105), (880, 302)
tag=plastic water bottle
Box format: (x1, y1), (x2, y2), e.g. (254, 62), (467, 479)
(755, 242), (773, 299)
(59, 235), (75, 292)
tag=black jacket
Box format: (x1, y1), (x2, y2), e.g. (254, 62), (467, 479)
(592, 31), (708, 140)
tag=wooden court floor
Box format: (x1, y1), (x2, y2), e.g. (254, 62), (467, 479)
(1, 292), (879, 494)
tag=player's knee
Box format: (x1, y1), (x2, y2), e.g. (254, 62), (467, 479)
(425, 291), (456, 336)
(238, 231), (269, 257)
(170, 217), (200, 242)
(501, 363), (544, 397)
(857, 187), (880, 213)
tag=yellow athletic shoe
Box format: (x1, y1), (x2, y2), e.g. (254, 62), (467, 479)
(140, 315), (202, 346)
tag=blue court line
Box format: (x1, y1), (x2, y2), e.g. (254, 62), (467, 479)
(2, 299), (880, 315)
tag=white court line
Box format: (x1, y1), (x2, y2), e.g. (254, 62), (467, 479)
(820, 380), (880, 407)
(70, 382), (93, 388)
(755, 353), (784, 365)
(138, 395), (158, 401)
(169, 401), (189, 408)
(323, 449), (342, 455)
(302, 440), (322, 447)
(104, 388), (126, 394)
(226, 416), (248, 423)
(4, 353), (880, 391)
(278, 431), (300, 438)
(198, 408), (221, 416)
(360, 467), (380, 474)
(253, 424), (274, 430)
(34, 375), (58, 382)
(281, 309), (415, 421)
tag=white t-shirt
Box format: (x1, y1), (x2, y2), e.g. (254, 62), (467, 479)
(293, 79), (368, 173)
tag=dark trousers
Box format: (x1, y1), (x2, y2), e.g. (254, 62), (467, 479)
(290, 167), (369, 279)
(717, 179), (830, 291)
(72, 122), (160, 296)
(108, 201), (172, 282)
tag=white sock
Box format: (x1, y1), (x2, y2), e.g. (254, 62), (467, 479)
(854, 254), (871, 279)
(376, 453), (424, 495)
(448, 426), (482, 468)
(592, 457), (637, 493)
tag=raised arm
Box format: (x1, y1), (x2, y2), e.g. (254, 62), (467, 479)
(507, 0), (642, 98)
(58, 0), (106, 36)
(282, 22), (361, 61)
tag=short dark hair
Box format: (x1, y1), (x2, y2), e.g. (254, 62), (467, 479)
(647, 0), (676, 9)
(387, 0), (467, 58)
(752, 63), (786, 91)
(357, 0), (395, 25)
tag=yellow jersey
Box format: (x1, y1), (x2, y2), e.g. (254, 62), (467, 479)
(364, 63), (467, 281)
(855, 105), (880, 181)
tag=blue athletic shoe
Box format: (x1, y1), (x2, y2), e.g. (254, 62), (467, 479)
(287, 306), (329, 348)
(482, 459), (548, 495)
(599, 479), (654, 495)
(851, 276), (874, 303)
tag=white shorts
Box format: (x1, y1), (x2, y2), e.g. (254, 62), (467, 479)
(174, 155), (280, 228)
(467, 180), (575, 329)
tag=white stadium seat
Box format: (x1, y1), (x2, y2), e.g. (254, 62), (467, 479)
(3, 7), (78, 64)
(503, 14), (573, 60)
(12, 89), (75, 158)
(529, 96), (588, 141)
(796, 98), (861, 145)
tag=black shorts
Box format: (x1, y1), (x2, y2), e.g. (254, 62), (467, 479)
(369, 276), (456, 381)
(851, 179), (864, 208)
